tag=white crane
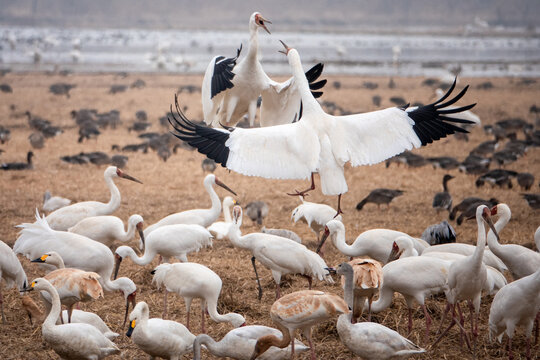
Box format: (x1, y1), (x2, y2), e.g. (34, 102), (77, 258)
(421, 252), (507, 295)
(30, 251), (103, 323)
(371, 253), (451, 342)
(317, 220), (418, 264)
(23, 278), (120, 359)
(433, 205), (495, 351)
(126, 301), (195, 360)
(114, 224), (213, 277)
(489, 268), (540, 360)
(15, 211), (137, 325)
(202, 12), (326, 128)
(21, 295), (119, 339)
(151, 262), (245, 331)
(0, 240), (28, 323)
(42, 190), (71, 212)
(207, 196), (238, 240)
(291, 197), (341, 254)
(170, 42), (474, 214)
(251, 290), (348, 360)
(68, 214), (144, 249)
(336, 262), (425, 360)
(421, 242), (507, 272)
(45, 166), (142, 231)
(193, 325), (309, 359)
(143, 174), (236, 236)
(486, 203), (540, 280)
(228, 205), (333, 300)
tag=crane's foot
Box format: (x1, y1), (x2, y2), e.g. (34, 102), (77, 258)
(334, 195), (344, 218)
(287, 173), (316, 197)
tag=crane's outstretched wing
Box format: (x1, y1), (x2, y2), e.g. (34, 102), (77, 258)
(169, 94), (319, 180)
(201, 45), (242, 126)
(260, 63), (327, 127)
(330, 79), (476, 167)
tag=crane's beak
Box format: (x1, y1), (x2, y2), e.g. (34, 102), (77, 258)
(482, 208), (499, 240)
(386, 241), (403, 263)
(123, 291), (136, 327)
(215, 178), (237, 196)
(259, 16), (272, 34)
(136, 222), (145, 251)
(118, 169), (143, 184)
(114, 253), (122, 280)
(278, 40), (290, 55)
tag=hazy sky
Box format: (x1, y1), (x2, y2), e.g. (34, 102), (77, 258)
(1, 0), (539, 31)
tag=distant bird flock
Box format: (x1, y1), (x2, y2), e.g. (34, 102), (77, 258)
(0, 11), (539, 360)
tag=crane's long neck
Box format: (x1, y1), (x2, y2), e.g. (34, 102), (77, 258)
(125, 247), (155, 266)
(288, 50), (322, 116)
(42, 282), (62, 330)
(121, 221), (136, 242)
(206, 182), (222, 222)
(246, 26), (259, 62)
(227, 223), (252, 250)
(370, 285), (394, 313)
(333, 230), (358, 257)
(472, 216), (487, 267)
(193, 334), (220, 359)
(342, 269), (355, 311)
(223, 203), (233, 223)
(104, 174), (121, 215)
(486, 210), (510, 257)
(258, 321), (291, 351)
(205, 297), (236, 326)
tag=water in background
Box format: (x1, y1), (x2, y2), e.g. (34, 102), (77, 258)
(1, 26), (539, 77)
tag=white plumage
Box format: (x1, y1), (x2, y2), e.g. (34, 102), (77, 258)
(228, 205), (333, 299)
(25, 278), (120, 360)
(171, 44), (474, 214)
(488, 268), (540, 359)
(143, 174), (235, 237)
(291, 197), (341, 246)
(207, 196), (238, 240)
(0, 240), (28, 322)
(318, 220), (419, 264)
(115, 224), (212, 277)
(127, 301), (195, 360)
(371, 255), (451, 341)
(421, 242), (507, 272)
(202, 12), (324, 128)
(68, 214), (144, 248)
(337, 262), (425, 359)
(486, 203), (540, 280)
(15, 212), (137, 324)
(44, 166), (142, 231)
(152, 262), (245, 330)
(193, 325), (309, 360)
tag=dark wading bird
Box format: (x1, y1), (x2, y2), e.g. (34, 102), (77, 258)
(169, 41), (475, 216)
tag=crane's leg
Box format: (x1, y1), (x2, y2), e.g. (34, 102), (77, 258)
(67, 304), (74, 323)
(162, 289), (168, 319)
(432, 303), (461, 349)
(201, 300), (206, 334)
(185, 298), (193, 330)
(455, 302), (472, 351)
(422, 304), (431, 343)
(407, 307), (413, 335)
(526, 336), (531, 360)
(535, 312), (539, 344)
(302, 275), (313, 290)
(290, 334), (295, 359)
(275, 283), (282, 300)
(507, 336), (513, 360)
(335, 194), (344, 218)
(287, 173), (316, 197)
(437, 302), (451, 334)
(251, 256), (263, 301)
(367, 296), (373, 322)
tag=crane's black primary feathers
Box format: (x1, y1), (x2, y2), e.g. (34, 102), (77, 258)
(210, 44), (242, 99)
(305, 63), (326, 99)
(169, 94), (230, 167)
(407, 78), (476, 146)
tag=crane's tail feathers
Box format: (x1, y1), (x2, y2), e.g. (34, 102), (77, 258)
(14, 209), (55, 256)
(151, 263), (172, 290)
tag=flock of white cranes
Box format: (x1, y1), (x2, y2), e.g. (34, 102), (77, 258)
(0, 11), (539, 360)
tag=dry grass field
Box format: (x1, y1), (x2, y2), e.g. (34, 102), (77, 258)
(0, 72), (538, 359)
